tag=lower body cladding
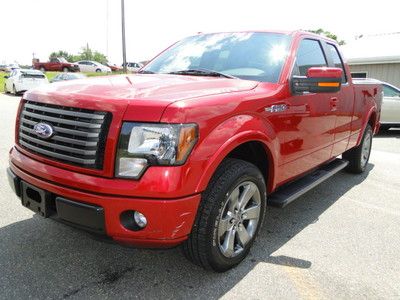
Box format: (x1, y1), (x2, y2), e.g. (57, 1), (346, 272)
(7, 166), (201, 248)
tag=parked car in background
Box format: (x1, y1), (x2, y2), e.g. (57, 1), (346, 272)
(124, 62), (143, 73)
(4, 69), (48, 95)
(34, 57), (79, 72)
(105, 63), (122, 72)
(50, 72), (87, 83)
(76, 61), (111, 73)
(380, 82), (400, 130)
(0, 64), (7, 71)
(4, 63), (20, 72)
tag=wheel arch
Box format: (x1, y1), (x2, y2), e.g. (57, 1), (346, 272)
(357, 108), (378, 145)
(194, 117), (279, 195)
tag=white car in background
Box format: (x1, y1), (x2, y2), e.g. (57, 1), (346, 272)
(76, 60), (111, 73)
(4, 69), (48, 95)
(380, 82), (400, 130)
(4, 63), (20, 72)
(125, 62), (143, 73)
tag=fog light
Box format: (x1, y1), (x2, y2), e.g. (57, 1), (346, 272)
(120, 210), (148, 231)
(134, 211), (147, 228)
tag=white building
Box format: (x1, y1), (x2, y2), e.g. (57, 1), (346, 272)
(341, 33), (400, 87)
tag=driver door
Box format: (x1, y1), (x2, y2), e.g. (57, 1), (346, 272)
(280, 38), (336, 180)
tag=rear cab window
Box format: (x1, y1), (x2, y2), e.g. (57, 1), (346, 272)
(294, 39), (327, 76)
(326, 43), (347, 83)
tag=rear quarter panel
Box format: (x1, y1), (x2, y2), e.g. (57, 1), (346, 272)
(348, 80), (382, 148)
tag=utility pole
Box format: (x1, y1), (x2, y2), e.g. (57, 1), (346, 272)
(121, 0), (127, 73)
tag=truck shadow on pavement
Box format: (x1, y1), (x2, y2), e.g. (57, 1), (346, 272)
(375, 129), (400, 138)
(0, 165), (373, 299)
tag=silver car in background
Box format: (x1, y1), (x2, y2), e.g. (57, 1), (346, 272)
(380, 82), (400, 130)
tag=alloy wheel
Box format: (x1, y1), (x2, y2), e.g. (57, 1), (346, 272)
(218, 181), (261, 258)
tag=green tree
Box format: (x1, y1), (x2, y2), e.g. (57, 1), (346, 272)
(77, 45), (108, 64)
(49, 46), (108, 64)
(49, 50), (75, 62)
(308, 29), (345, 45)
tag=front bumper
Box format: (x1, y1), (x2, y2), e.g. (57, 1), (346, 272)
(8, 160), (201, 248)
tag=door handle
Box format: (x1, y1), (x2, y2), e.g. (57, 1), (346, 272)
(330, 97), (338, 111)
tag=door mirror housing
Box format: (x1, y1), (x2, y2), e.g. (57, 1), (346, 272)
(4, 75), (9, 79)
(291, 67), (342, 94)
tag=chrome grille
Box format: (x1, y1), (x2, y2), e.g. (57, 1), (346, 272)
(18, 100), (111, 169)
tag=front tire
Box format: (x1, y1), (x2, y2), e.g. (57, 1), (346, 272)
(40, 66), (46, 72)
(95, 68), (101, 73)
(343, 124), (373, 173)
(12, 85), (18, 95)
(182, 158), (266, 272)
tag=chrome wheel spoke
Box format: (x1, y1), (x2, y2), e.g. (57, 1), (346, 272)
(242, 205), (260, 220)
(239, 183), (257, 210)
(229, 188), (240, 212)
(237, 224), (251, 246)
(218, 216), (231, 238)
(221, 227), (236, 257)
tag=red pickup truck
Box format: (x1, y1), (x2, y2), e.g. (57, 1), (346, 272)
(33, 57), (80, 72)
(8, 31), (381, 272)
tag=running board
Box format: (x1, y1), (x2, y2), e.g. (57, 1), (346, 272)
(268, 159), (349, 208)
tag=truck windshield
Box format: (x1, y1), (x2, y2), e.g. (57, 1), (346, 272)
(142, 32), (291, 83)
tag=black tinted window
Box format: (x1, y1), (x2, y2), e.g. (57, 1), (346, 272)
(296, 39), (327, 76)
(327, 44), (346, 83)
(143, 32), (291, 83)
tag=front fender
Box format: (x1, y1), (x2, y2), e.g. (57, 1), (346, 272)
(190, 114), (280, 194)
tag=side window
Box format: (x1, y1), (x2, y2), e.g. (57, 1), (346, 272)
(327, 44), (347, 83)
(295, 39), (327, 76)
(383, 85), (400, 97)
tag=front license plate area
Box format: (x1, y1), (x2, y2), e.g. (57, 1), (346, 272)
(21, 181), (52, 218)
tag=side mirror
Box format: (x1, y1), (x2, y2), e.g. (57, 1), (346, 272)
(292, 67), (342, 94)
(4, 75), (9, 79)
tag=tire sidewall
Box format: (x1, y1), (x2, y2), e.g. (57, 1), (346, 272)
(360, 125), (373, 172)
(207, 165), (266, 271)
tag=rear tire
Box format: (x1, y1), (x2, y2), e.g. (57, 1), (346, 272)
(40, 66), (46, 72)
(95, 68), (101, 73)
(343, 124), (373, 173)
(182, 158), (266, 272)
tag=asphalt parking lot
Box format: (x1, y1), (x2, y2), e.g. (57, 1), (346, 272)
(1, 93), (399, 299)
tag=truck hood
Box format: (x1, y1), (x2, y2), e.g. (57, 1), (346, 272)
(25, 74), (258, 122)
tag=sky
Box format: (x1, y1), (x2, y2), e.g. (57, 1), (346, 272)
(1, 0), (399, 65)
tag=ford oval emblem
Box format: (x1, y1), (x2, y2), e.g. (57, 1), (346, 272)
(33, 122), (54, 139)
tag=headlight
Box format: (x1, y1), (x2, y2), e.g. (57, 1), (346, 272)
(115, 123), (198, 179)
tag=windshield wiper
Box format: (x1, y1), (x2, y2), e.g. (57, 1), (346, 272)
(168, 68), (237, 79)
(137, 70), (155, 74)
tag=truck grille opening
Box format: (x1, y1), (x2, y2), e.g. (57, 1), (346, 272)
(18, 100), (112, 169)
